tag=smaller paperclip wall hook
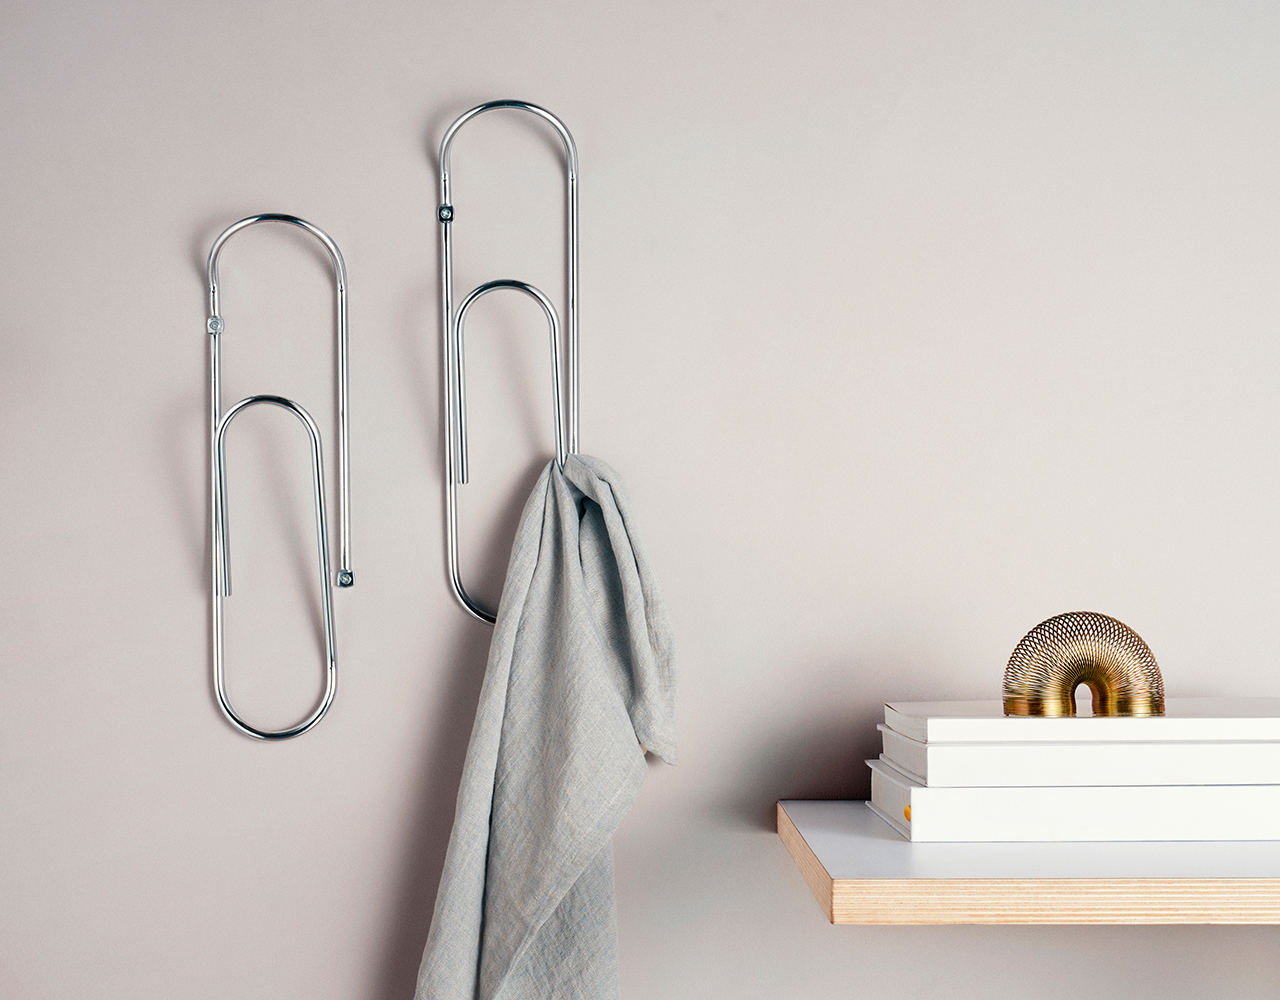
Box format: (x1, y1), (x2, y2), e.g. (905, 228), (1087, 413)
(206, 214), (352, 740)
(438, 102), (581, 624)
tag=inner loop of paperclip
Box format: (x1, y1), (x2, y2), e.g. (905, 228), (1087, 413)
(213, 394), (337, 741)
(445, 280), (566, 626)
(454, 279), (567, 478)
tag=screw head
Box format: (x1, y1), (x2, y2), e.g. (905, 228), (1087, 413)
(438, 205), (453, 223)
(207, 316), (223, 334)
(337, 570), (354, 588)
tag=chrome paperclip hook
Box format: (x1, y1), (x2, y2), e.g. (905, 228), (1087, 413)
(438, 102), (581, 624)
(205, 214), (352, 740)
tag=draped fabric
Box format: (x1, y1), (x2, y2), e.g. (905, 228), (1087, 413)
(415, 455), (677, 1000)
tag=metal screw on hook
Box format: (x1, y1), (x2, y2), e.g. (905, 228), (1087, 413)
(439, 205), (453, 223)
(338, 570), (354, 587)
(208, 316), (224, 334)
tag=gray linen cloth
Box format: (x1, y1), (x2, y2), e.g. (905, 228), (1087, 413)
(415, 454), (677, 1000)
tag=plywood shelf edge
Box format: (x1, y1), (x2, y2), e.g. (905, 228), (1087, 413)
(776, 800), (1280, 925)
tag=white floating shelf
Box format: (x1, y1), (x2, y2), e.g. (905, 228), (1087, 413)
(777, 800), (1280, 924)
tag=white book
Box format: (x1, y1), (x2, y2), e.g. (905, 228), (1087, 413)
(884, 697), (1280, 744)
(868, 758), (1280, 842)
(879, 724), (1280, 787)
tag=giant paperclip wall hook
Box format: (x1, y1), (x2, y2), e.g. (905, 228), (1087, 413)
(206, 214), (353, 740)
(439, 101), (580, 624)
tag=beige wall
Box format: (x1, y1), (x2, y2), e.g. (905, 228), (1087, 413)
(4, 1), (1280, 996)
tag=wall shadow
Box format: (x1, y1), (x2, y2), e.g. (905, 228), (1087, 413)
(709, 651), (939, 832)
(718, 706), (884, 832)
(368, 436), (550, 1000)
(369, 618), (491, 1000)
(158, 388), (207, 586)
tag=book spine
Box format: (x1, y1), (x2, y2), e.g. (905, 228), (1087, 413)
(879, 728), (1280, 787)
(869, 760), (1280, 842)
(918, 717), (1280, 744)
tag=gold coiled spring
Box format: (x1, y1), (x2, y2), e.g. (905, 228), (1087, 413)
(1003, 611), (1164, 717)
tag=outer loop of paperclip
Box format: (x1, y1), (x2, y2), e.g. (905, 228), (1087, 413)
(205, 214), (351, 739)
(212, 394), (337, 741)
(438, 103), (581, 625)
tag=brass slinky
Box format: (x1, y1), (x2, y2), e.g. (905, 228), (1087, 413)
(1003, 611), (1164, 717)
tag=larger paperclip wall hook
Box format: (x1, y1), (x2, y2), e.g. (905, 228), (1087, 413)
(438, 102), (580, 625)
(206, 214), (353, 740)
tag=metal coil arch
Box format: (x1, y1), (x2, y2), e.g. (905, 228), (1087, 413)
(1003, 611), (1164, 717)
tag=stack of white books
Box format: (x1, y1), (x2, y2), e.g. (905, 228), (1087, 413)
(867, 698), (1280, 842)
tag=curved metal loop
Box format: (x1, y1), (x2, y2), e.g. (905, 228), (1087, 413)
(207, 213), (352, 588)
(455, 280), (568, 472)
(1003, 611), (1165, 718)
(213, 396), (336, 740)
(438, 102), (581, 625)
(205, 214), (351, 739)
(445, 281), (566, 625)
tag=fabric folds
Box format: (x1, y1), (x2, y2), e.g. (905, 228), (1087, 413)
(415, 454), (677, 1000)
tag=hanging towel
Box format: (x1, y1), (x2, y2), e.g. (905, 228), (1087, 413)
(415, 454), (677, 1000)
